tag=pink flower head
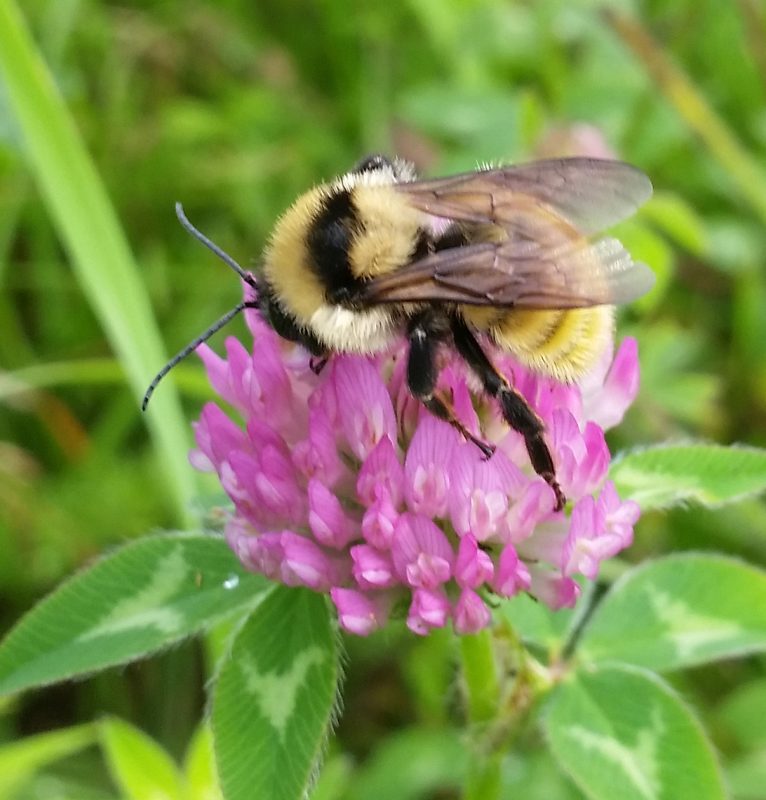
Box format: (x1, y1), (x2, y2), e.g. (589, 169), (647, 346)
(192, 306), (642, 635)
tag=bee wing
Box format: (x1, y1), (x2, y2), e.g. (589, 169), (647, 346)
(397, 157), (652, 235)
(361, 157), (654, 309)
(358, 235), (655, 309)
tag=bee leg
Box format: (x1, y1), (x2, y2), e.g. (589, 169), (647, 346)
(407, 315), (495, 459)
(450, 316), (566, 511)
(309, 355), (329, 375)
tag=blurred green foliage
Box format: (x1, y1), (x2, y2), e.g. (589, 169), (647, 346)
(1, 0), (766, 797)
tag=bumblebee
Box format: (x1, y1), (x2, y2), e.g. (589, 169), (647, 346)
(144, 154), (653, 511)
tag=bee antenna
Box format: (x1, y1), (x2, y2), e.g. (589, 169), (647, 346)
(141, 204), (260, 411)
(174, 202), (258, 291)
(142, 299), (260, 411)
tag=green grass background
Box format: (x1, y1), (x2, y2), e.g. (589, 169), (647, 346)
(1, 0), (765, 797)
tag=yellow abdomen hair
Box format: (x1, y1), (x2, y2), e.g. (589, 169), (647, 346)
(483, 305), (614, 384)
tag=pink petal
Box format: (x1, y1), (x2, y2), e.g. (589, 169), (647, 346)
(528, 566), (581, 609)
(438, 365), (481, 437)
(391, 513), (455, 588)
(599, 480), (640, 544)
(334, 357), (397, 461)
(246, 421), (305, 520)
(356, 435), (405, 506)
(561, 496), (604, 579)
(350, 545), (396, 589)
(293, 407), (347, 489)
(280, 532), (337, 590)
(579, 423), (610, 494)
(225, 520), (284, 581)
(331, 588), (389, 636)
(454, 534), (494, 589)
(361, 494), (399, 550)
(228, 444), (304, 528)
(492, 544), (531, 597)
(453, 588), (492, 634)
(203, 335), (294, 429)
(404, 415), (457, 517)
(308, 479), (357, 549)
(561, 488), (636, 580)
(224, 516), (258, 571)
(219, 454), (260, 522)
(249, 532), (286, 580)
(388, 356), (420, 442)
(449, 447), (521, 541)
(585, 338), (640, 430)
(515, 517), (569, 569)
(196, 343), (230, 400)
(502, 480), (557, 544)
(190, 402), (247, 472)
(407, 588), (451, 635)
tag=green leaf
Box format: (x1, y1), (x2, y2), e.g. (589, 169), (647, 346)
(184, 724), (223, 800)
(725, 747), (766, 800)
(610, 443), (766, 510)
(0, 1), (194, 521)
(100, 717), (183, 800)
(0, 533), (268, 696)
(212, 587), (339, 800)
(497, 593), (575, 653)
(578, 554), (766, 670)
(545, 664), (725, 800)
(715, 678), (766, 750)
(504, 749), (585, 800)
(0, 724), (98, 797)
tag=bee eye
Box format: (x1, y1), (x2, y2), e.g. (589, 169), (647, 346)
(353, 154), (393, 174)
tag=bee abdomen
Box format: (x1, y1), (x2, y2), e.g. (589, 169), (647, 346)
(489, 306), (615, 383)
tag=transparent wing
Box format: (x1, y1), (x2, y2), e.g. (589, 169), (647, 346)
(360, 224), (654, 309)
(360, 239), (653, 308)
(396, 157), (652, 235)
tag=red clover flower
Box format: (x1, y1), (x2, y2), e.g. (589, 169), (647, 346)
(191, 294), (640, 636)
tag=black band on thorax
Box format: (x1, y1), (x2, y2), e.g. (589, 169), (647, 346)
(306, 189), (366, 304)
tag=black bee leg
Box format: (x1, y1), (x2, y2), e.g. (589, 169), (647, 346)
(450, 316), (566, 511)
(309, 355), (329, 375)
(407, 315), (495, 459)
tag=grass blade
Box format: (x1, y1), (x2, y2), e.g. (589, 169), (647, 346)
(0, 1), (196, 521)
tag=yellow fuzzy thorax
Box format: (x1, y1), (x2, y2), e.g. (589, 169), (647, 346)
(263, 178), (424, 326)
(348, 184), (423, 279)
(263, 184), (328, 325)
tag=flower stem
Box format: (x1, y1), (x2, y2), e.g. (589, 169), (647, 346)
(464, 758), (502, 800)
(460, 630), (502, 800)
(460, 629), (500, 723)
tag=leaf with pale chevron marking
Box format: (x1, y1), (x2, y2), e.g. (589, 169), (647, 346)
(546, 665), (725, 800)
(578, 553), (766, 670)
(0, 532), (268, 696)
(212, 586), (339, 800)
(610, 443), (766, 510)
